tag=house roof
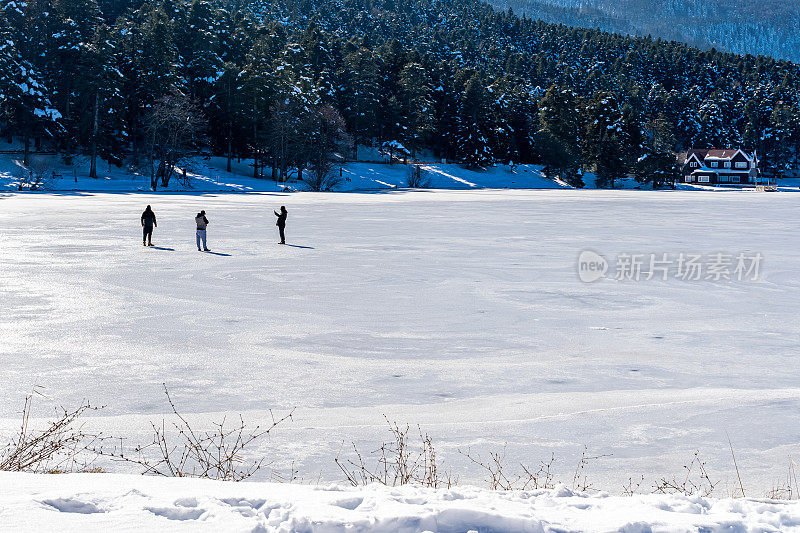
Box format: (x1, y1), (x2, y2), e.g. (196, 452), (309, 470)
(703, 149), (740, 159)
(676, 150), (713, 164)
(677, 149), (755, 165)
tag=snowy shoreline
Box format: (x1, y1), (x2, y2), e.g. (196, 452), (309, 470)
(2, 472), (799, 532)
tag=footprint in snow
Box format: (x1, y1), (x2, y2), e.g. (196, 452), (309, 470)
(43, 498), (104, 514)
(174, 497), (199, 507)
(145, 506), (205, 521)
(221, 497), (267, 510)
(332, 497), (364, 510)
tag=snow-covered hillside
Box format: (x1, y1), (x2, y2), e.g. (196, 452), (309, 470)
(499, 0), (800, 62)
(0, 152), (566, 192)
(3, 472), (799, 532)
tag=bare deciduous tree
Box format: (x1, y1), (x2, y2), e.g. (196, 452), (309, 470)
(304, 105), (351, 191)
(265, 99), (301, 184)
(144, 93), (205, 190)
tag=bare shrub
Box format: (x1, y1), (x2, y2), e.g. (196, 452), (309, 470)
(766, 484), (793, 500)
(572, 445), (611, 492)
(460, 448), (558, 491)
(523, 452), (558, 490)
(269, 462), (301, 483)
(17, 160), (58, 191)
(335, 417), (455, 488)
(766, 458), (800, 500)
(96, 385), (292, 481)
(0, 388), (104, 473)
(406, 165), (430, 188)
(460, 446), (521, 490)
(304, 156), (343, 192)
(622, 475), (645, 496)
(652, 451), (718, 497)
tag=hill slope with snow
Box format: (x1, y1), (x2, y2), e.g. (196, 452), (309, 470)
(0, 152), (566, 193)
(499, 0), (800, 62)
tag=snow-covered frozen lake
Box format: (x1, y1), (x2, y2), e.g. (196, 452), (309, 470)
(1, 189), (799, 495)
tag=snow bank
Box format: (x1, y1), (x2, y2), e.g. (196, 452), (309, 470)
(2, 472), (799, 532)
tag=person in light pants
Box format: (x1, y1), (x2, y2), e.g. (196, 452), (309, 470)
(195, 210), (209, 251)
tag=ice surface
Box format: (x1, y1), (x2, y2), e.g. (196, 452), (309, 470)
(1, 188), (800, 501)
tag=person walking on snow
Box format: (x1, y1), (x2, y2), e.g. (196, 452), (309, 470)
(141, 205), (157, 246)
(274, 206), (287, 244)
(195, 210), (210, 251)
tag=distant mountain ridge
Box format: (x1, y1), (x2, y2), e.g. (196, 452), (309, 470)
(496, 0), (800, 62)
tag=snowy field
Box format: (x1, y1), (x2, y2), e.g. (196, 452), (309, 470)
(2, 188), (800, 529)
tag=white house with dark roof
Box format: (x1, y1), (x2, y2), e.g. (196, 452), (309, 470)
(676, 149), (759, 185)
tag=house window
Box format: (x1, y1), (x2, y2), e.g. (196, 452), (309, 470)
(735, 162), (748, 168)
(724, 161), (731, 168)
(686, 175), (694, 182)
(689, 162), (698, 168)
(709, 161), (719, 168)
(718, 175), (730, 183)
(730, 175), (740, 183)
(698, 176), (710, 183)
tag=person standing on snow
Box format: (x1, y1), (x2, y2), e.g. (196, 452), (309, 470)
(195, 210), (210, 251)
(141, 205), (157, 247)
(274, 206), (287, 244)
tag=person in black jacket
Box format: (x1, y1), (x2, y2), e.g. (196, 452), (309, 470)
(141, 205), (157, 246)
(274, 206), (287, 244)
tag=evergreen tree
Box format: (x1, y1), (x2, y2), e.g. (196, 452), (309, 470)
(455, 73), (493, 168)
(533, 130), (582, 187)
(338, 46), (380, 155)
(539, 85), (581, 152)
(595, 133), (624, 188)
(0, 0), (62, 164)
(1, 0), (799, 179)
(83, 23), (125, 176)
(119, 3), (181, 161)
(635, 115), (679, 189)
(398, 62), (435, 157)
(768, 104), (794, 176)
(179, 0), (223, 103)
